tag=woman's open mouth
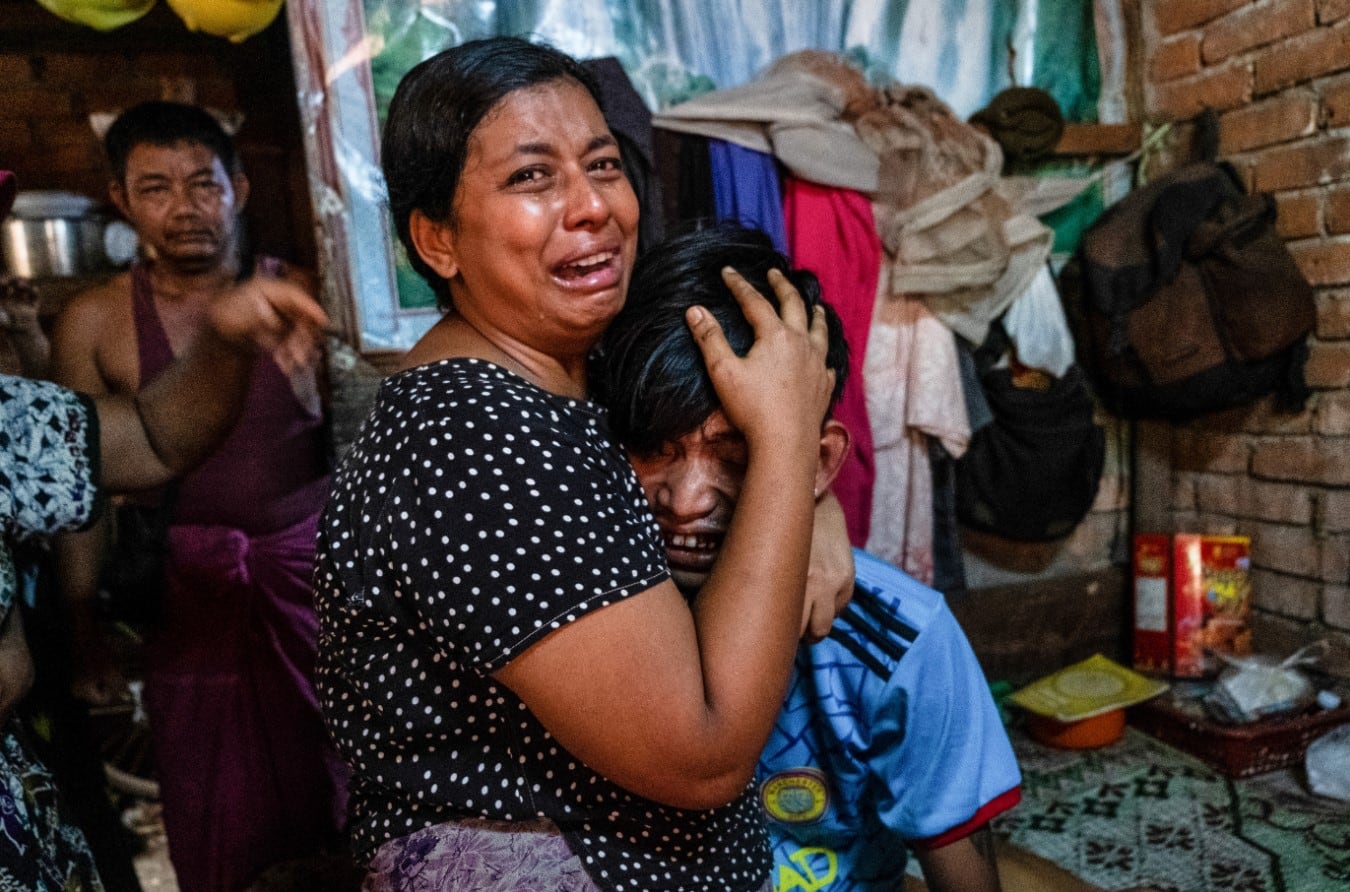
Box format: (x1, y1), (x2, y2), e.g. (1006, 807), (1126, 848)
(554, 250), (621, 287)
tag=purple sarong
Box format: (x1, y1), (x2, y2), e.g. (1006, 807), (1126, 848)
(142, 509), (349, 892)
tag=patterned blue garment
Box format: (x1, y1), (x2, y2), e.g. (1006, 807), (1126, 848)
(757, 549), (1021, 892)
(0, 373), (104, 891)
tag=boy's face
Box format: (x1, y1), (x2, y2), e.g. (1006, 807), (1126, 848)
(628, 410), (748, 595)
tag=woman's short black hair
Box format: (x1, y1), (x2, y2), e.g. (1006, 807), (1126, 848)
(104, 101), (240, 183)
(382, 36), (604, 311)
(597, 223), (850, 456)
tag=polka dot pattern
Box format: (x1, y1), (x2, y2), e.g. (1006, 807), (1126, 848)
(314, 359), (770, 891)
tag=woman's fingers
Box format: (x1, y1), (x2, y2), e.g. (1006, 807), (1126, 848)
(719, 267), (783, 334)
(685, 305), (735, 371)
(765, 268), (808, 331)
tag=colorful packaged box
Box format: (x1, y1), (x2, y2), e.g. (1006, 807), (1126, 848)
(1131, 534), (1172, 675)
(1132, 534), (1253, 678)
(1171, 534), (1252, 678)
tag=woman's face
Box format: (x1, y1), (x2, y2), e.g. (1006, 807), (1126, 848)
(428, 78), (640, 356)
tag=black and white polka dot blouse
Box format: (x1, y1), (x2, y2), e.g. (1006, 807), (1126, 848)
(314, 359), (771, 892)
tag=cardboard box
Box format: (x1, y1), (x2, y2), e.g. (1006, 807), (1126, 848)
(1131, 534), (1172, 675)
(1132, 534), (1252, 678)
(1172, 534), (1252, 678)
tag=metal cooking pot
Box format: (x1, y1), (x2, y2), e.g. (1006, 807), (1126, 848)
(1, 191), (113, 279)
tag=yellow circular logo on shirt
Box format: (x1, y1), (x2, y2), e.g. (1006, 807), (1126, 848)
(760, 768), (829, 824)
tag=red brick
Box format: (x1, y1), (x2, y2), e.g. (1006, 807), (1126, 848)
(1173, 428), (1254, 472)
(1321, 532), (1350, 580)
(1304, 337), (1350, 384)
(1291, 237), (1350, 285)
(1321, 0), (1350, 24)
(3, 87), (75, 118)
(33, 52), (133, 87)
(1148, 64), (1252, 122)
(0, 119), (33, 155)
(1252, 137), (1350, 192)
(1172, 472), (1200, 511)
(1252, 435), (1350, 483)
(1320, 487), (1350, 530)
(1248, 609), (1316, 656)
(1220, 93), (1319, 154)
(1152, 34), (1204, 81)
(1254, 19), (1350, 93)
(1191, 398), (1311, 435)
(1246, 478), (1319, 522)
(1194, 472), (1241, 514)
(1318, 289), (1350, 337)
(1275, 190), (1323, 237)
(1325, 73), (1350, 126)
(1324, 583), (1350, 630)
(0, 54), (37, 86)
(1238, 395), (1317, 433)
(1251, 567), (1323, 618)
(1328, 185), (1350, 233)
(1250, 519), (1324, 576)
(1203, 0), (1316, 64)
(1155, 0), (1250, 35)
(31, 119), (102, 150)
(1316, 390), (1350, 432)
(1197, 472), (1317, 522)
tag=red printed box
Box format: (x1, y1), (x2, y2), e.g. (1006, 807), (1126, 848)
(1132, 534), (1253, 678)
(1131, 534), (1172, 675)
(1171, 534), (1252, 679)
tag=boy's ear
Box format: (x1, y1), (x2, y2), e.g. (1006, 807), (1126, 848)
(409, 210), (459, 280)
(814, 419), (850, 497)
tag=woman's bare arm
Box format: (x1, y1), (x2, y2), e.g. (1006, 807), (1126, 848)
(497, 269), (834, 808)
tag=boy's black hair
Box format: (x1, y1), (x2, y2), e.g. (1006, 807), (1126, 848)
(381, 36), (605, 312)
(104, 101), (240, 183)
(597, 223), (849, 456)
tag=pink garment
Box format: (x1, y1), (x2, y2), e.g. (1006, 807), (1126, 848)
(783, 178), (882, 546)
(862, 268), (970, 585)
(144, 513), (349, 892)
(130, 259), (346, 891)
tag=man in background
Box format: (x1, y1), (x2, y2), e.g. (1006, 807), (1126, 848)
(50, 102), (347, 892)
(598, 224), (1021, 892)
(0, 165), (329, 891)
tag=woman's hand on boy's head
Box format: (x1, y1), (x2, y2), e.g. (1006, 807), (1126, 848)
(685, 266), (834, 450)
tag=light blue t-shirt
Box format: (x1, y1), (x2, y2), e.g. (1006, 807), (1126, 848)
(757, 549), (1021, 892)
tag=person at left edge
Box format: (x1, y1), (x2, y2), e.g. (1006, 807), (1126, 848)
(0, 163), (330, 892)
(49, 102), (349, 892)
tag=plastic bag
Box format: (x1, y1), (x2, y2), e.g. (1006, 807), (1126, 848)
(1203, 642), (1325, 724)
(1306, 723), (1350, 801)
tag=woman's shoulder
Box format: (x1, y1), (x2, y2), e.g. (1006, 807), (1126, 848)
(384, 358), (594, 426)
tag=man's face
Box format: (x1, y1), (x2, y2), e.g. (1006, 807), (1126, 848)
(629, 410), (747, 595)
(114, 140), (242, 270)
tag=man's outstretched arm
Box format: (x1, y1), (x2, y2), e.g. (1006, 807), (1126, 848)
(99, 277), (328, 490)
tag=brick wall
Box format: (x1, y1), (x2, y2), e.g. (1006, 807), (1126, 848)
(0, 0), (314, 269)
(1142, 0), (1350, 673)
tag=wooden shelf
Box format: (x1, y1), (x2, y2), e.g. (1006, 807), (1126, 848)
(1053, 122), (1143, 156)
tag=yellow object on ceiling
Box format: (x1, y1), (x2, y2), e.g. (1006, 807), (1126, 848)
(35, 0), (157, 31)
(164, 0), (284, 43)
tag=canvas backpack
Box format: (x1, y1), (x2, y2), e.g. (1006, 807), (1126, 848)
(1062, 160), (1315, 421)
(955, 321), (1106, 542)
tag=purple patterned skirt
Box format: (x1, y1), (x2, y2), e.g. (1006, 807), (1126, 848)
(362, 816), (773, 892)
(362, 817), (598, 892)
